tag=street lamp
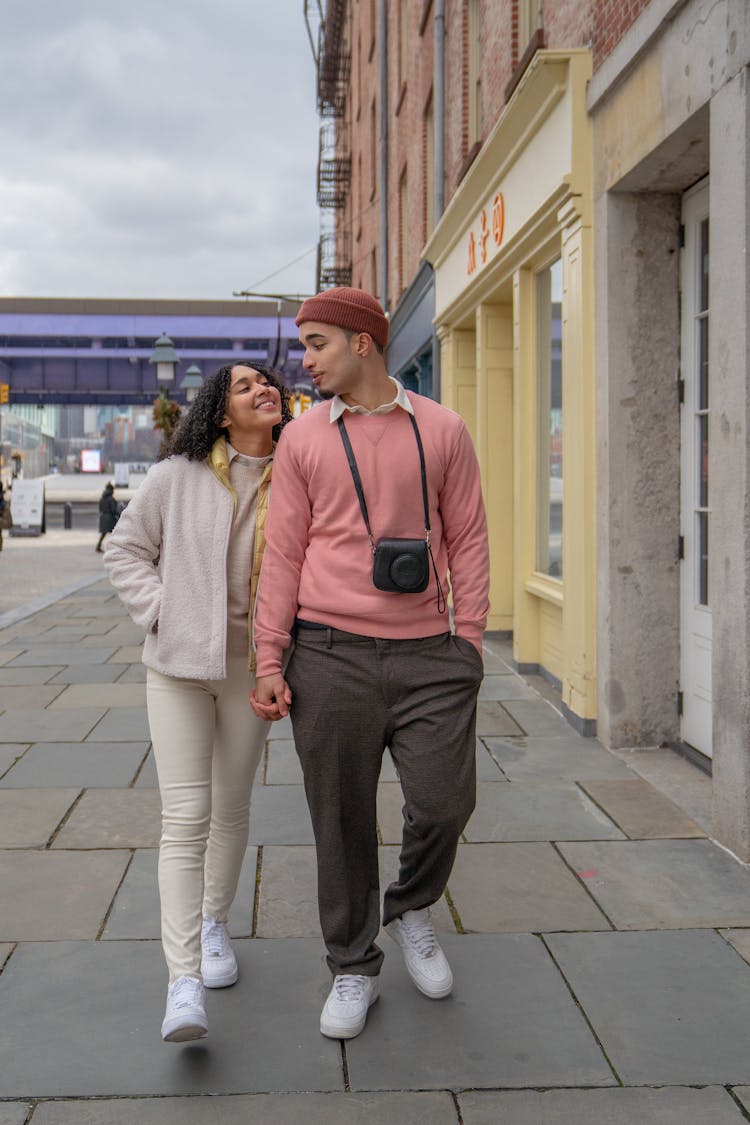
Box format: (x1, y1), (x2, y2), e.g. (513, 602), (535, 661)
(148, 332), (178, 384)
(179, 363), (203, 403)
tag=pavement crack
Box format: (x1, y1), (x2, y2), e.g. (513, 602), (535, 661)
(96, 848), (136, 939)
(251, 845), (263, 937)
(45, 787), (86, 849)
(340, 1040), (351, 1092)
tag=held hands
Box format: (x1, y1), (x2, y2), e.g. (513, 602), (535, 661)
(250, 674), (292, 721)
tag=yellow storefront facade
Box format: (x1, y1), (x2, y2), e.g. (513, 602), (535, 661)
(423, 50), (596, 733)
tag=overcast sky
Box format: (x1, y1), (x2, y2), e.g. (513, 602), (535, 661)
(0, 1), (321, 300)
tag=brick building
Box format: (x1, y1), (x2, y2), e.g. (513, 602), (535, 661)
(306, 1), (750, 860)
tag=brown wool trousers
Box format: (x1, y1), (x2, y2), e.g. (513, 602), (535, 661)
(285, 625), (483, 977)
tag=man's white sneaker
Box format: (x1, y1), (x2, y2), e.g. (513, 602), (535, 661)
(386, 907), (453, 999)
(161, 976), (208, 1042)
(201, 915), (238, 988)
(320, 974), (379, 1039)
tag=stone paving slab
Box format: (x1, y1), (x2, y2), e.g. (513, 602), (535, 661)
(265, 738), (304, 784)
(52, 788), (162, 849)
(86, 707), (151, 741)
(267, 715), (294, 740)
(733, 1087), (750, 1114)
(0, 745), (27, 777)
(255, 845), (455, 940)
(49, 682), (147, 708)
(115, 662), (146, 682)
(0, 741), (149, 788)
(475, 701), (523, 736)
(248, 786), (315, 845)
(500, 699), (574, 737)
(48, 664), (127, 684)
(0, 850), (130, 939)
(29, 1091), (459, 1124)
(6, 646), (116, 666)
(104, 847), (258, 939)
(447, 843), (611, 933)
(484, 736), (634, 782)
(0, 788), (80, 847)
(720, 929), (750, 965)
(559, 839), (750, 928)
(256, 845), (320, 938)
(0, 666), (64, 685)
(134, 750), (157, 786)
(345, 933), (614, 1090)
(546, 929), (750, 1085)
(0, 1105), (31, 1125)
(0, 939), (343, 1097)
(105, 645), (145, 663)
(479, 674), (538, 701)
(457, 1087), (747, 1124)
(475, 740), (508, 780)
(578, 778), (705, 838)
(478, 646), (513, 675)
(464, 782), (625, 842)
(0, 707), (105, 742)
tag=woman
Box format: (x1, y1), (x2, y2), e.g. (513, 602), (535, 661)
(95, 482), (118, 552)
(105, 362), (292, 1042)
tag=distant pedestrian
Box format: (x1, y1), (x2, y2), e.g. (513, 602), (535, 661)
(251, 287), (489, 1040)
(95, 482), (118, 552)
(104, 362), (292, 1043)
(0, 482), (9, 550)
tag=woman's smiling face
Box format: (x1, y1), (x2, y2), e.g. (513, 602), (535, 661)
(221, 365), (283, 437)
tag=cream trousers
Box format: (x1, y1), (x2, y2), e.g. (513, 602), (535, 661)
(146, 657), (268, 982)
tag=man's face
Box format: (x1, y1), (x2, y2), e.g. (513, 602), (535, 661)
(298, 322), (360, 399)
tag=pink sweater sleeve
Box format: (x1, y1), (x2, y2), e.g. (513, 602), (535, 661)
(253, 432), (311, 676)
(439, 421), (490, 651)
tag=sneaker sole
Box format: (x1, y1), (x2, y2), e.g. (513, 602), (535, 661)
(320, 989), (379, 1039)
(201, 964), (239, 989)
(161, 1018), (208, 1043)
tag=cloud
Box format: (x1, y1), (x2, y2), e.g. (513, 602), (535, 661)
(0, 0), (321, 298)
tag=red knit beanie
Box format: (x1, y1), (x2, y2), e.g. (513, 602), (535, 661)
(295, 287), (389, 347)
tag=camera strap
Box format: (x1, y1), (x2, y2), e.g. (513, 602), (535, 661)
(337, 411), (445, 612)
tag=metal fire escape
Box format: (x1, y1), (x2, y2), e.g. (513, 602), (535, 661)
(304, 0), (352, 289)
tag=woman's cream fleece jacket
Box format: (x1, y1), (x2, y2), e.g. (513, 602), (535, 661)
(104, 438), (271, 680)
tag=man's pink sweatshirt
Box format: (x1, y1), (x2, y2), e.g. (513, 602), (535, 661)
(254, 393), (490, 677)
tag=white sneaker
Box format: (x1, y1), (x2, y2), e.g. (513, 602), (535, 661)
(320, 974), (379, 1039)
(161, 976), (208, 1042)
(386, 907), (453, 998)
(200, 915), (238, 988)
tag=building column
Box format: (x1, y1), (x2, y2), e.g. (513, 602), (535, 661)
(710, 71), (750, 860)
(475, 302), (513, 632)
(438, 324), (477, 442)
(594, 189), (681, 749)
(559, 197), (597, 729)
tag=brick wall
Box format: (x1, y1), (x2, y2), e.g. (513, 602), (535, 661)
(592, 0), (652, 69)
(338, 0), (653, 311)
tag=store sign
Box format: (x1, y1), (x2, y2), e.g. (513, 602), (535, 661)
(467, 193), (505, 277)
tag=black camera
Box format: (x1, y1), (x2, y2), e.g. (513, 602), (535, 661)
(372, 538), (430, 593)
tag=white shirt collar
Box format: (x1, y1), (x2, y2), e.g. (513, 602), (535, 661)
(328, 377), (414, 422)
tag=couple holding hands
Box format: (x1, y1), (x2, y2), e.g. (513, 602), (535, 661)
(105, 286), (489, 1044)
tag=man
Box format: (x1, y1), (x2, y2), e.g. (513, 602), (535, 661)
(251, 287), (489, 1040)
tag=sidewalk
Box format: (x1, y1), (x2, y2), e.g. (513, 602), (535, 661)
(1, 543), (750, 1123)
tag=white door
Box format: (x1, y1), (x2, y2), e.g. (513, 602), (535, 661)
(680, 179), (712, 757)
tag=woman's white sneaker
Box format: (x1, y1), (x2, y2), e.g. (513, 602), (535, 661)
(386, 907), (453, 998)
(320, 974), (379, 1039)
(200, 915), (238, 988)
(161, 976), (208, 1042)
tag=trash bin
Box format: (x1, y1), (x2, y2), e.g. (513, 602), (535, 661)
(63, 501), (72, 529)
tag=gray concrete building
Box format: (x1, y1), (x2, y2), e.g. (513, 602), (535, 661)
(590, 0), (750, 857)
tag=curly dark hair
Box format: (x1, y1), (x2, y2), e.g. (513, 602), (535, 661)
(165, 362), (293, 461)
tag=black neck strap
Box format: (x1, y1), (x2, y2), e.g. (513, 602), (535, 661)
(337, 411), (430, 552)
